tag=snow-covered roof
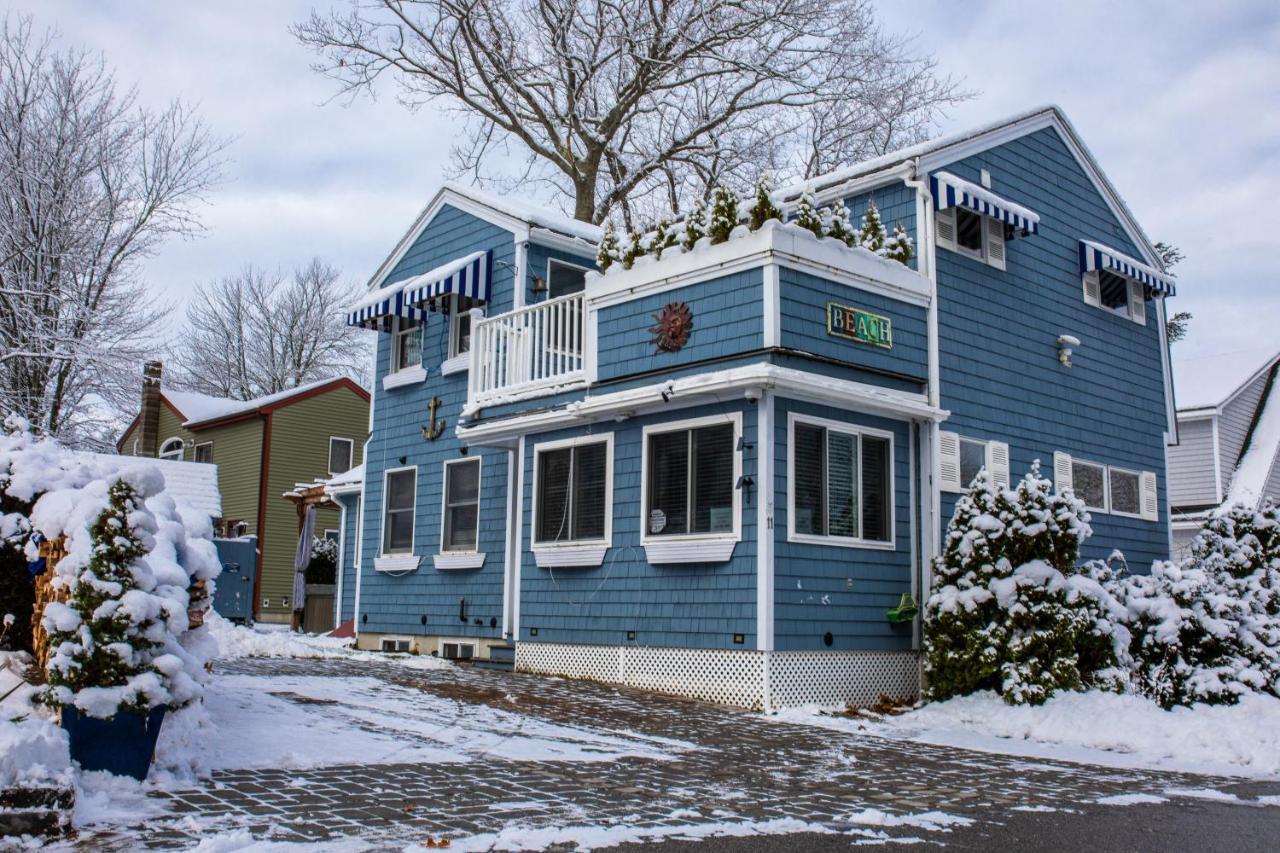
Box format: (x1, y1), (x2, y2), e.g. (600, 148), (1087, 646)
(164, 377), (367, 428)
(1174, 348), (1280, 413)
(1223, 371), (1280, 510)
(442, 182), (602, 244)
(325, 462), (364, 494)
(75, 452), (222, 519)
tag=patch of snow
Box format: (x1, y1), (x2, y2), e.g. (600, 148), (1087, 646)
(776, 689), (1280, 778)
(841, 809), (973, 832)
(1222, 368), (1280, 508)
(1258, 795), (1280, 806)
(186, 830), (373, 852)
(445, 816), (834, 852)
(1096, 793), (1168, 806)
(74, 452), (221, 519)
(1174, 348), (1277, 412)
(1163, 787), (1240, 802)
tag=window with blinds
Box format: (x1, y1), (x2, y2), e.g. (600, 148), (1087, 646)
(535, 440), (608, 543)
(646, 422), (735, 537)
(791, 418), (892, 545)
(442, 458), (480, 551)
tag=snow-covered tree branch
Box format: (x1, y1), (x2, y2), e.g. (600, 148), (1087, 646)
(293, 0), (965, 224)
(167, 259), (371, 400)
(0, 16), (225, 449)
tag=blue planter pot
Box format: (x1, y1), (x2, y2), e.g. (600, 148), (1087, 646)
(60, 705), (168, 780)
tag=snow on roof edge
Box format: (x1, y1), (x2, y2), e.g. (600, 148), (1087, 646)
(176, 377), (366, 428)
(1222, 369), (1280, 510)
(1174, 348), (1280, 412)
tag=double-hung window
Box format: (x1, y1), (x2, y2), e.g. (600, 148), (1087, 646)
(448, 295), (479, 359)
(381, 467), (417, 555)
(939, 432), (1011, 492)
(441, 458), (481, 552)
(1053, 452), (1158, 520)
(789, 416), (893, 547)
(392, 317), (422, 373)
(643, 416), (740, 540)
(535, 437), (611, 545)
(193, 442), (213, 464)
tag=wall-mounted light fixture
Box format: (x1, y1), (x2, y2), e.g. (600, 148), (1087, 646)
(532, 275), (547, 293)
(1057, 334), (1081, 368)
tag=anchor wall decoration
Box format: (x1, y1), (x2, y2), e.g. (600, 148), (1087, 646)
(421, 396), (445, 441)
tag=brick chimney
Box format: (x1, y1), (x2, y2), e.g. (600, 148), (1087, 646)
(139, 361), (163, 457)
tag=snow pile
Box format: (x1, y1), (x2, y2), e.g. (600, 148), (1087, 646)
(205, 612), (357, 660)
(924, 465), (1127, 705)
(0, 651), (71, 790)
(782, 689), (1280, 778)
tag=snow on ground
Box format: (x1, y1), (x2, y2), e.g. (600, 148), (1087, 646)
(777, 690), (1280, 779)
(205, 613), (451, 671)
(0, 651), (71, 790)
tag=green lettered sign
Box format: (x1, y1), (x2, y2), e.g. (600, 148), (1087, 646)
(826, 302), (893, 349)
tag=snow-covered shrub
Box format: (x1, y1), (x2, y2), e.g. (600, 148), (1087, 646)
(1118, 501), (1280, 708)
(883, 223), (914, 265)
(306, 535), (338, 584)
(596, 220), (621, 272)
(825, 199), (855, 246)
(649, 217), (677, 259)
(924, 464), (1128, 705)
(620, 228), (645, 270)
(747, 175), (782, 230)
(682, 197), (707, 250)
(707, 184), (739, 244)
(791, 189), (823, 238)
(858, 198), (887, 254)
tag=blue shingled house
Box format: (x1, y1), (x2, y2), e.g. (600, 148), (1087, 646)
(327, 105), (1178, 710)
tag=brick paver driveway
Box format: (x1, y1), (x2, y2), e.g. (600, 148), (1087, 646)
(76, 657), (1280, 850)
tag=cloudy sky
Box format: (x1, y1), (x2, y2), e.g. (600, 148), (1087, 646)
(10, 0), (1278, 363)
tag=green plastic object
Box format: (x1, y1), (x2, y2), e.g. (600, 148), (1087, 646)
(886, 592), (919, 624)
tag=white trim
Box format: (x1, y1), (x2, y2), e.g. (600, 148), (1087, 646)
(374, 554), (420, 573)
(785, 412), (897, 550)
(756, 392), (775, 652)
(530, 432), (614, 553)
(1071, 457), (1109, 513)
(440, 456), (483, 554)
(502, 447), (516, 636)
(440, 352), (469, 376)
(530, 228), (596, 258)
(447, 294), (479, 360)
(158, 436), (185, 461)
(513, 238), (528, 310)
(438, 638), (478, 660)
(379, 465), (418, 557)
(192, 440), (214, 464)
(1107, 465), (1145, 519)
(762, 263), (780, 348)
(640, 412), (743, 555)
(433, 551), (487, 570)
(459, 362), (947, 446)
(1211, 416), (1224, 504)
(334, 502), (346, 627)
(533, 544), (609, 567)
(353, 493), (364, 635)
(328, 436), (354, 475)
(546, 257), (592, 299)
(513, 436), (526, 635)
(382, 366), (427, 390)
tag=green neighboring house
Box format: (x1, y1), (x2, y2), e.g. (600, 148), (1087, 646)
(117, 361), (370, 623)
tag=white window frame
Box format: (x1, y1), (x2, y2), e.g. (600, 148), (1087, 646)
(939, 431), (1010, 493)
(158, 437), (184, 461)
(378, 465), (418, 557)
(192, 441), (213, 464)
(380, 636), (412, 653)
(531, 433), (614, 567)
(437, 455), (481, 555)
(936, 207), (1007, 270)
(446, 294), (481, 362)
(1070, 457), (1109, 513)
(439, 639), (476, 660)
(328, 436), (354, 475)
(546, 258), (591, 298)
(1082, 269), (1147, 326)
(1107, 465), (1144, 520)
(786, 413), (896, 551)
(640, 413), (743, 563)
(385, 316), (426, 390)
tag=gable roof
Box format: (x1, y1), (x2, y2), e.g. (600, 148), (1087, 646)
(1174, 348), (1280, 413)
(1222, 365), (1280, 511)
(367, 183), (602, 291)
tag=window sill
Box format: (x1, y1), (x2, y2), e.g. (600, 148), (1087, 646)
(374, 554), (420, 573)
(433, 551), (486, 570)
(440, 353), (469, 376)
(788, 533), (895, 551)
(642, 538), (737, 564)
(533, 543), (609, 568)
(382, 366), (427, 390)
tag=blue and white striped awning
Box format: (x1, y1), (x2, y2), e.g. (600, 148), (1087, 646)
(346, 287), (426, 331)
(401, 250), (491, 307)
(1079, 240), (1176, 297)
(931, 171), (1040, 236)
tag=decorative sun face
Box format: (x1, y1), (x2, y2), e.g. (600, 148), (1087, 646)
(649, 301), (694, 353)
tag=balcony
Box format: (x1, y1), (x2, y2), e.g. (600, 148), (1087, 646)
(466, 291), (587, 412)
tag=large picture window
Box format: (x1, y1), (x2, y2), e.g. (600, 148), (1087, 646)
(536, 438), (610, 544)
(381, 467), (417, 555)
(789, 416), (893, 547)
(441, 458), (481, 552)
(643, 416), (740, 540)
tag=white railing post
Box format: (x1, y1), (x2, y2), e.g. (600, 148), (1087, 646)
(467, 291), (588, 410)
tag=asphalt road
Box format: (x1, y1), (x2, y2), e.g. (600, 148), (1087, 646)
(617, 797), (1280, 852)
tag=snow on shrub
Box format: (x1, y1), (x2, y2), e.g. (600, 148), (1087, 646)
(924, 464), (1128, 705)
(1117, 500), (1280, 708)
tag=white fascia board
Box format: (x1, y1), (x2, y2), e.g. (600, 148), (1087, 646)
(529, 227), (598, 258)
(586, 220), (930, 310)
(325, 481), (363, 498)
(457, 362), (948, 445)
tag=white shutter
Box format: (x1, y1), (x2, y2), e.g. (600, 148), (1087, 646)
(939, 431), (962, 492)
(1082, 272), (1101, 307)
(1053, 451), (1073, 494)
(984, 217), (1006, 271)
(1140, 471), (1159, 521)
(935, 208), (957, 252)
(986, 441), (1011, 490)
(1128, 280), (1147, 326)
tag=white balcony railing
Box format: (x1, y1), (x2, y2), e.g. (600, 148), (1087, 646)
(467, 291), (587, 410)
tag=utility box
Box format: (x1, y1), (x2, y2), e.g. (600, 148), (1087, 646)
(212, 536), (257, 624)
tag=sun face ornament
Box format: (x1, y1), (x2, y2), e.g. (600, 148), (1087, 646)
(649, 301), (694, 353)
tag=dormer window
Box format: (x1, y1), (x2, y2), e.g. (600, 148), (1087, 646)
(931, 171), (1039, 272)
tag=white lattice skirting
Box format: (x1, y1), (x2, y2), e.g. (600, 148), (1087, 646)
(515, 643), (920, 711)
